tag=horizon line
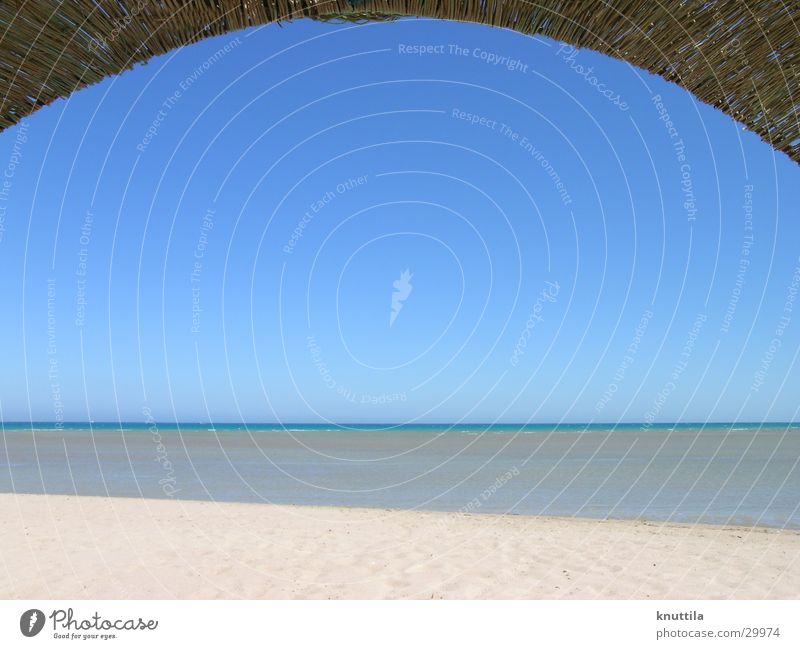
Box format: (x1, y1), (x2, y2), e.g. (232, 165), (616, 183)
(3, 420), (797, 427)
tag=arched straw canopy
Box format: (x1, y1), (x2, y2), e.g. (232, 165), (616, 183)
(0, 0), (797, 162)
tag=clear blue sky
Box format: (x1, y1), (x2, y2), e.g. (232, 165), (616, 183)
(0, 18), (798, 425)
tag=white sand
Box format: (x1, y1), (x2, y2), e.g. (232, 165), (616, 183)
(1, 494), (798, 599)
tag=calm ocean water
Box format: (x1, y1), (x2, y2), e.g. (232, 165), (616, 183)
(2, 423), (799, 528)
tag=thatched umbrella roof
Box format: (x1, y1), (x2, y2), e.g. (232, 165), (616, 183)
(0, 1), (797, 163)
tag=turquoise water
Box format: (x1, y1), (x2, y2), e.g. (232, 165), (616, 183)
(2, 423), (799, 528)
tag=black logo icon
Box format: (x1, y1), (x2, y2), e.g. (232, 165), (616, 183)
(20, 609), (45, 637)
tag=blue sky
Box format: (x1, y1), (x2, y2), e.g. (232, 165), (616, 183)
(0, 18), (798, 425)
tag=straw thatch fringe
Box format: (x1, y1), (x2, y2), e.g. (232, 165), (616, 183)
(0, 1), (797, 162)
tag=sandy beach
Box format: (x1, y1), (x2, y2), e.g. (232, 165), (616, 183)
(1, 493), (798, 599)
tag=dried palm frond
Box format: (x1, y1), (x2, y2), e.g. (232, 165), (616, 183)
(0, 1), (796, 163)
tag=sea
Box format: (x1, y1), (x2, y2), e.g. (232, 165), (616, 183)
(1, 422), (799, 528)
